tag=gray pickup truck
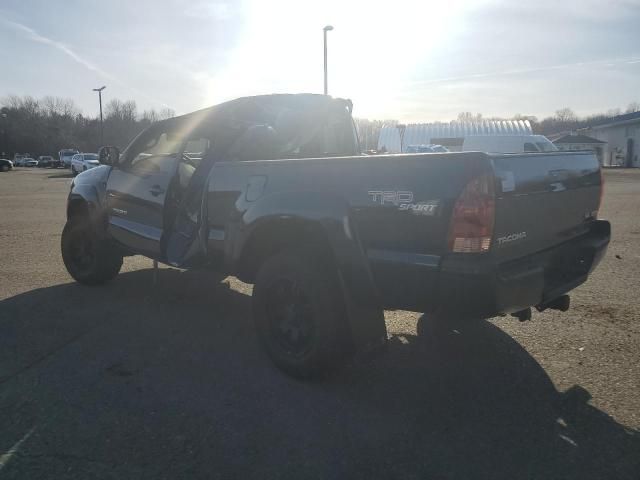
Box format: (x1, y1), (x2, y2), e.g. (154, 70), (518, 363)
(62, 94), (610, 378)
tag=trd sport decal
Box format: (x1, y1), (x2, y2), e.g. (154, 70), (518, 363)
(368, 191), (440, 216)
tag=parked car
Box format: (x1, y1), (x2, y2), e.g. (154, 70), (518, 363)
(0, 158), (13, 172)
(37, 155), (55, 168)
(24, 158), (38, 167)
(70, 153), (100, 175)
(405, 144), (449, 153)
(13, 154), (27, 166)
(59, 149), (80, 168)
(62, 93), (610, 379)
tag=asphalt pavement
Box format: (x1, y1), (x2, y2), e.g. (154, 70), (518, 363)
(1, 167), (639, 479)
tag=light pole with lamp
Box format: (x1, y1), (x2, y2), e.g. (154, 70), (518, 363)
(323, 25), (333, 95)
(93, 86), (106, 146)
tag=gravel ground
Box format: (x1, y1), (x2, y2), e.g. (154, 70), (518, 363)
(0, 167), (639, 479)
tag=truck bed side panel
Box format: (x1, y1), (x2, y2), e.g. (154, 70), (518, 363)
(207, 152), (493, 311)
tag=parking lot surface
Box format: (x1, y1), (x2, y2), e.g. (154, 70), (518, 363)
(1, 168), (639, 479)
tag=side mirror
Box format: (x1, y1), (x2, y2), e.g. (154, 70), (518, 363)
(98, 146), (120, 166)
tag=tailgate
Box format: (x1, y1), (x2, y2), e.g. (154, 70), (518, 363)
(491, 152), (602, 262)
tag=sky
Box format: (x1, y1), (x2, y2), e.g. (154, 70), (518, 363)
(0, 0), (638, 122)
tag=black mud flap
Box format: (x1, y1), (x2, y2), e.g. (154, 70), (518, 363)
(338, 272), (388, 355)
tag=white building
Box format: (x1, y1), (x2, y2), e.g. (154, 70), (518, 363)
(583, 111), (640, 167)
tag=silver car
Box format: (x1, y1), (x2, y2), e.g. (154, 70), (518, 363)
(70, 153), (100, 175)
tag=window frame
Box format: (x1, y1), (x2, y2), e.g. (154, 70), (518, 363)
(119, 125), (184, 175)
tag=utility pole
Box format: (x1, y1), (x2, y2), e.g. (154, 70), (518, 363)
(93, 86), (106, 145)
(323, 25), (333, 95)
(0, 113), (7, 157)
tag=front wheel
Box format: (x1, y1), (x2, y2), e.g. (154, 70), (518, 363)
(61, 219), (123, 285)
(252, 248), (353, 379)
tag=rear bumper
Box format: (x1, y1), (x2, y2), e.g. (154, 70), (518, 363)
(437, 220), (610, 317)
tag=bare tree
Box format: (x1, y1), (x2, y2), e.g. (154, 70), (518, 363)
(457, 112), (483, 123)
(105, 99), (124, 120)
(513, 113), (538, 123)
(159, 108), (175, 120)
(353, 118), (389, 151)
(625, 101), (640, 114)
(554, 108), (577, 123)
(142, 109), (160, 123)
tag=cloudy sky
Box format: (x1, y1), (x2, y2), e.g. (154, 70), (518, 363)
(1, 0), (638, 122)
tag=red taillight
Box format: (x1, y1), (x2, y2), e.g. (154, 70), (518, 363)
(448, 173), (495, 253)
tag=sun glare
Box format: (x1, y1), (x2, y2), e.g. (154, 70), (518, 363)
(201, 0), (475, 118)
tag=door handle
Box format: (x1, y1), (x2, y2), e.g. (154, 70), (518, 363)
(149, 185), (165, 196)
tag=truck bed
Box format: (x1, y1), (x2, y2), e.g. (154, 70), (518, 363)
(206, 150), (608, 316)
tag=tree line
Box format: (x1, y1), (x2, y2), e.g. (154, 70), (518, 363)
(2, 94), (638, 158)
(454, 101), (640, 136)
(0, 95), (174, 158)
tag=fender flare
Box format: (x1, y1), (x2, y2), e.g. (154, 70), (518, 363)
(238, 191), (388, 353)
(66, 168), (111, 235)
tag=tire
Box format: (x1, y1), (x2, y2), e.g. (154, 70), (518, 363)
(71, 166), (78, 176)
(252, 248), (352, 379)
(61, 218), (123, 285)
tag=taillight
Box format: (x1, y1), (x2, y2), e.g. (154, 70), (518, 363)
(448, 173), (495, 253)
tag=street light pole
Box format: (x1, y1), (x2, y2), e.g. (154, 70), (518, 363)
(323, 25), (333, 95)
(93, 86), (106, 146)
(0, 113), (7, 157)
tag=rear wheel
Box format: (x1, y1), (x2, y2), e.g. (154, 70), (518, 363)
(61, 218), (122, 285)
(252, 248), (352, 379)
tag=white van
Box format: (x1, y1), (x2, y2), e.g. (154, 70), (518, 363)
(461, 135), (557, 153)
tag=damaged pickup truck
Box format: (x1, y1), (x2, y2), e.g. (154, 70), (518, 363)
(62, 94), (610, 378)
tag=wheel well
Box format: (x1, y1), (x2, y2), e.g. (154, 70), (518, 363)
(67, 199), (90, 222)
(236, 219), (336, 283)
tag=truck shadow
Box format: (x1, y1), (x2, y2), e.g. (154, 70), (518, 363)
(0, 268), (638, 479)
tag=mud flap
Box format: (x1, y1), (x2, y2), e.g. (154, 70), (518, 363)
(338, 272), (388, 355)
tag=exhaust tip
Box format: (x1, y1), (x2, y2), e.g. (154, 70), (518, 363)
(511, 307), (532, 322)
(536, 295), (571, 313)
(551, 295), (571, 312)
